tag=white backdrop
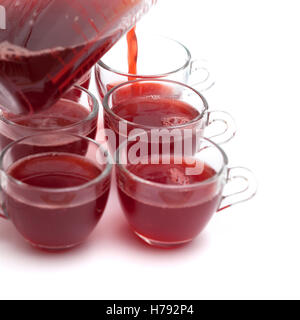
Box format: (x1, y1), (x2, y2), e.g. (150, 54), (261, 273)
(0, 0), (299, 300)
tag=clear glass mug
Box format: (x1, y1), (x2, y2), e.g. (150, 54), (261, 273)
(95, 33), (214, 100)
(116, 135), (257, 248)
(0, 86), (99, 154)
(102, 79), (236, 155)
(0, 133), (112, 250)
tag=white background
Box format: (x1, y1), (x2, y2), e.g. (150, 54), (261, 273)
(0, 0), (300, 300)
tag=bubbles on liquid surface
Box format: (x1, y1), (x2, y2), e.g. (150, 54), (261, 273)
(162, 116), (191, 127)
(168, 168), (190, 185)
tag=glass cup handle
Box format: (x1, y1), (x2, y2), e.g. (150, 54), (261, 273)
(189, 59), (215, 92)
(206, 110), (237, 145)
(218, 167), (258, 212)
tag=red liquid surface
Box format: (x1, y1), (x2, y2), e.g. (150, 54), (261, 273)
(5, 153), (110, 249)
(0, 99), (97, 155)
(117, 160), (222, 244)
(112, 98), (199, 127)
(104, 87), (201, 153)
(0, 0), (152, 114)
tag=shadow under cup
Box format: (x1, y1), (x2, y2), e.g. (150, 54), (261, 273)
(0, 134), (112, 250)
(116, 137), (257, 248)
(0, 85), (98, 156)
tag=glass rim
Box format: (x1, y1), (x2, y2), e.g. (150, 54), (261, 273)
(102, 79), (209, 130)
(97, 34), (192, 79)
(116, 136), (229, 190)
(0, 85), (99, 132)
(0, 133), (113, 193)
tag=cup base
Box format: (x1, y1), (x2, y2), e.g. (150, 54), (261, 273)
(134, 232), (192, 249)
(26, 239), (82, 252)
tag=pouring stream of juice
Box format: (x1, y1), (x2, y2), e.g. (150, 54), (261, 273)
(127, 27), (138, 78)
(0, 0), (155, 115)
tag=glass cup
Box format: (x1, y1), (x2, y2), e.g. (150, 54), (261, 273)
(116, 136), (257, 248)
(103, 79), (236, 155)
(0, 133), (112, 250)
(0, 86), (99, 154)
(95, 33), (214, 100)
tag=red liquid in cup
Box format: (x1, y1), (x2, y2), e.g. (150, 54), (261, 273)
(112, 97), (199, 127)
(5, 153), (110, 249)
(104, 87), (201, 153)
(0, 99), (97, 155)
(0, 0), (152, 114)
(117, 159), (222, 245)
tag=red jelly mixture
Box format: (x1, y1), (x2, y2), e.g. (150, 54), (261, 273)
(0, 0), (151, 114)
(0, 99), (97, 154)
(117, 160), (222, 244)
(6, 153), (110, 248)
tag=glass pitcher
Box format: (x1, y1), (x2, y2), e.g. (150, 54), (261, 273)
(0, 0), (156, 115)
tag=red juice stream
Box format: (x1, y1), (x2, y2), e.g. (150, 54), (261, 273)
(5, 153), (110, 248)
(117, 159), (223, 244)
(127, 27), (138, 78)
(0, 0), (155, 114)
(95, 27), (138, 98)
